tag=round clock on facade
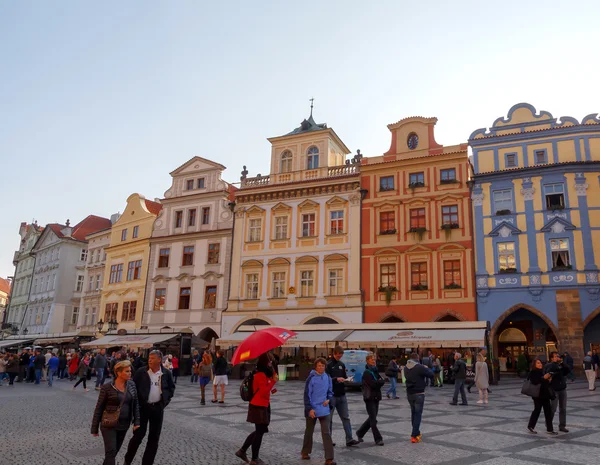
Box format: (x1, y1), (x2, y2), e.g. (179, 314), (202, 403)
(407, 133), (419, 150)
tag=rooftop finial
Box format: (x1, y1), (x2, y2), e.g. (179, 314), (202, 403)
(309, 97), (314, 117)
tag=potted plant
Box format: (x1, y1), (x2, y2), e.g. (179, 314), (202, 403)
(408, 181), (425, 189)
(516, 354), (528, 378)
(498, 267), (518, 274)
(444, 283), (461, 289)
(380, 228), (397, 235)
(411, 283), (428, 291)
(409, 226), (427, 241)
(441, 223), (459, 239)
(378, 285), (398, 306)
(495, 209), (512, 216)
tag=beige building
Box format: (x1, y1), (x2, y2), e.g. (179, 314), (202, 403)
(98, 194), (162, 332)
(222, 112), (363, 340)
(143, 157), (235, 341)
(76, 226), (112, 333)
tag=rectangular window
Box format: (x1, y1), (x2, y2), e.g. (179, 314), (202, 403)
(409, 172), (425, 187)
(550, 238), (571, 270)
(272, 272), (286, 298)
(88, 276), (94, 291)
(328, 268), (343, 296)
(535, 150), (547, 164)
(84, 308), (90, 326)
(188, 209), (197, 226)
(197, 178), (205, 189)
(76, 275), (84, 292)
(441, 205), (459, 226)
(444, 260), (461, 287)
(104, 303), (118, 322)
(440, 168), (456, 183)
(497, 242), (516, 272)
(80, 249), (88, 261)
(122, 301), (137, 321)
(545, 183), (565, 210)
(179, 287), (191, 310)
(411, 262), (428, 289)
(380, 264), (396, 287)
(127, 260), (142, 280)
(96, 275), (101, 290)
(91, 307), (97, 325)
(182, 246), (194, 266)
(379, 211), (396, 234)
(186, 179), (194, 190)
(410, 208), (426, 229)
(274, 216), (288, 240)
(506, 153), (517, 168)
(246, 273), (259, 299)
(494, 189), (512, 214)
(175, 211), (183, 228)
(121, 229), (127, 241)
(207, 243), (220, 264)
(71, 307), (79, 325)
(204, 286), (217, 308)
(302, 213), (316, 237)
(380, 176), (395, 191)
(154, 289), (166, 311)
(132, 226), (139, 238)
(158, 248), (170, 268)
(300, 271), (314, 297)
(89, 250), (95, 263)
(249, 219), (262, 242)
(202, 207), (210, 225)
(330, 211), (344, 234)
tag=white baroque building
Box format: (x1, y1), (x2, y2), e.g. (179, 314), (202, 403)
(142, 157), (235, 341)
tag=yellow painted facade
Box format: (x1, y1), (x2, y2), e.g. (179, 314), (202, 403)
(99, 193), (162, 331)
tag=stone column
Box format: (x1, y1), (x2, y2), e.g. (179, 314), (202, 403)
(556, 289), (584, 373)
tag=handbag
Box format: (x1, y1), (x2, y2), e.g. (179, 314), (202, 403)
(101, 386), (127, 428)
(521, 378), (541, 398)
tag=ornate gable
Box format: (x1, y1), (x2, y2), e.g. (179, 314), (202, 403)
(489, 221), (522, 237)
(169, 156), (226, 176)
(272, 202), (292, 212)
(540, 217), (576, 233)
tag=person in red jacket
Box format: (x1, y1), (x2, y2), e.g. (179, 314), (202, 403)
(68, 353), (80, 381)
(171, 355), (179, 384)
(236, 353), (277, 465)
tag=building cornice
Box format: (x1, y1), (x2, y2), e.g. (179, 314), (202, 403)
(236, 180), (361, 204)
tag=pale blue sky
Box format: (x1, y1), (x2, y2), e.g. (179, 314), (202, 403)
(1, 1), (599, 279)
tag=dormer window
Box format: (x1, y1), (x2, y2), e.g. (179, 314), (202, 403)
(186, 180), (194, 190)
(281, 151), (292, 173)
(535, 150), (548, 165)
(197, 178), (205, 189)
(307, 146), (319, 170)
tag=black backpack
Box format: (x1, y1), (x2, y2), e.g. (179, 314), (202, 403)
(240, 372), (255, 402)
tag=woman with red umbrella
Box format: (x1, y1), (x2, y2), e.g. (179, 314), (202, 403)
(235, 353), (277, 465)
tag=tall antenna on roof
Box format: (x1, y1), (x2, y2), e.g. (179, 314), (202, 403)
(309, 97), (314, 117)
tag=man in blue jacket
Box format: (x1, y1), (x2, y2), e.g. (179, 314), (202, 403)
(301, 357), (335, 465)
(403, 353), (434, 443)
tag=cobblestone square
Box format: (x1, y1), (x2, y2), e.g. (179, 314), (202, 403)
(1, 377), (599, 465)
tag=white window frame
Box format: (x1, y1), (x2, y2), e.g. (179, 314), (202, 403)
(550, 238), (571, 269)
(275, 216), (288, 240)
(330, 211), (344, 234)
(497, 242), (516, 271)
(493, 189), (513, 213)
(302, 213), (316, 237)
(328, 268), (343, 296)
(245, 273), (259, 299)
(300, 270), (314, 297)
(272, 272), (286, 298)
(249, 219), (262, 242)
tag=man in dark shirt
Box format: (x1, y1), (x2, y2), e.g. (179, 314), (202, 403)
(18, 348), (30, 382)
(449, 353), (468, 406)
(33, 350), (46, 385)
(544, 351), (571, 432)
(326, 346), (360, 447)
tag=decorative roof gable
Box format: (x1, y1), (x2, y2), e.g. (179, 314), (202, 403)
(540, 217), (576, 233)
(489, 221), (522, 237)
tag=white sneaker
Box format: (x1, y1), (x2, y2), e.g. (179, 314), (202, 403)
(476, 400), (484, 404)
(484, 400), (488, 404)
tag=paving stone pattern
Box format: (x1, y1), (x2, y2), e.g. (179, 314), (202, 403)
(1, 376), (599, 465)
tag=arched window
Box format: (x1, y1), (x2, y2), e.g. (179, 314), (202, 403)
(307, 146), (319, 170)
(305, 317), (338, 325)
(280, 151), (292, 173)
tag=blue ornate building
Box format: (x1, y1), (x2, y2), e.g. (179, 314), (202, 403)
(470, 103), (600, 367)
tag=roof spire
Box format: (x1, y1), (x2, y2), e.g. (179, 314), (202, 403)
(309, 97), (314, 117)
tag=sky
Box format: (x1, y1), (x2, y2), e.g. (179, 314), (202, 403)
(1, 1), (599, 280)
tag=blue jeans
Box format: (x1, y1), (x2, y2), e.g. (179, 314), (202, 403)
(453, 379), (468, 404)
(407, 393), (425, 437)
(35, 369), (42, 384)
(48, 369), (56, 386)
(95, 368), (105, 388)
(386, 377), (397, 398)
(329, 395), (353, 443)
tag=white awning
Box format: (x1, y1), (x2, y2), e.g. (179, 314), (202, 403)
(81, 333), (178, 349)
(343, 328), (487, 349)
(0, 339), (35, 349)
(219, 330), (346, 348)
(34, 336), (76, 345)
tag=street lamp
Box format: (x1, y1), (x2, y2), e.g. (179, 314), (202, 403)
(96, 319), (104, 332)
(11, 326), (18, 336)
(108, 319), (118, 332)
(23, 328), (28, 335)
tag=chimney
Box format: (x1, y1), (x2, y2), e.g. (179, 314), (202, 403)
(61, 219), (72, 237)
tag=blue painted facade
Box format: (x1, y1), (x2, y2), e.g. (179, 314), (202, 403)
(470, 103), (600, 361)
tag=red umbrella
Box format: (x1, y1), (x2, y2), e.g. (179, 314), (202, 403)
(231, 327), (297, 365)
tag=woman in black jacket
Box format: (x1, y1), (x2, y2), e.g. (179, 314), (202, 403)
(357, 354), (385, 446)
(527, 357), (557, 435)
(92, 360), (141, 465)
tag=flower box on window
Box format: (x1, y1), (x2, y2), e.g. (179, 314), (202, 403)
(378, 285), (398, 306)
(495, 209), (512, 216)
(441, 223), (459, 230)
(440, 179), (459, 185)
(379, 186), (395, 192)
(411, 284), (428, 291)
(409, 227), (427, 234)
(444, 283), (461, 289)
(408, 182), (425, 189)
(552, 265), (572, 271)
(498, 267), (518, 274)
(380, 229), (397, 235)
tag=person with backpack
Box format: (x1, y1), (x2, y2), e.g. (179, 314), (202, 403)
(403, 352), (434, 443)
(236, 353), (277, 465)
(301, 357), (336, 465)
